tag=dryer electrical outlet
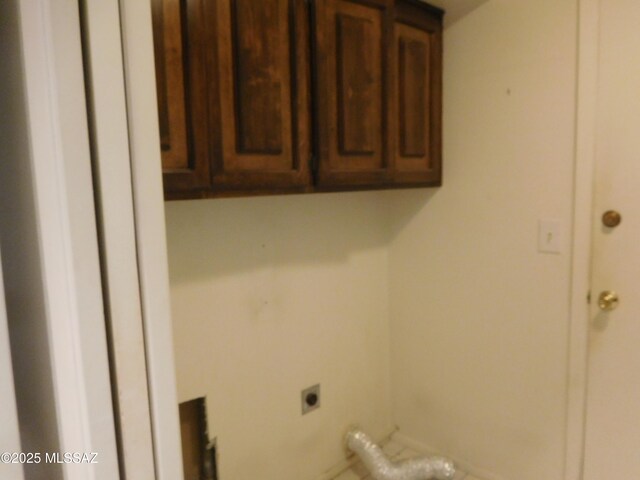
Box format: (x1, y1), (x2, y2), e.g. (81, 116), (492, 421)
(301, 384), (320, 415)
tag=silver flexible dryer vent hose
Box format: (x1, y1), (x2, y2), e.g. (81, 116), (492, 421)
(345, 430), (456, 480)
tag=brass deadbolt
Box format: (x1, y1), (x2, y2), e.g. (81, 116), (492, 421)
(602, 210), (622, 228)
(598, 291), (619, 311)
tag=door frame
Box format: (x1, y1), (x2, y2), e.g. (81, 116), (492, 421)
(26, 0), (601, 478)
(117, 0), (185, 477)
(92, 1), (604, 479)
(4, 0), (184, 477)
(1, 0), (121, 478)
(80, 0), (184, 478)
(566, 0), (599, 478)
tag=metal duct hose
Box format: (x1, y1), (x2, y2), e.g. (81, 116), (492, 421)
(345, 430), (456, 480)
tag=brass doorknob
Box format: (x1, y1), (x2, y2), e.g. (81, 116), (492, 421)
(602, 210), (622, 228)
(598, 291), (619, 311)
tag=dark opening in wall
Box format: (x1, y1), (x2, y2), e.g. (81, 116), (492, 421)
(179, 397), (217, 480)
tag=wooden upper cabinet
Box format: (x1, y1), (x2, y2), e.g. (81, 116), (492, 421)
(152, 0), (211, 194)
(206, 0), (312, 193)
(313, 0), (391, 189)
(392, 0), (443, 186)
(151, 0), (443, 199)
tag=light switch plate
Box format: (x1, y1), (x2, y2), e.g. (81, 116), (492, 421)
(538, 219), (562, 254)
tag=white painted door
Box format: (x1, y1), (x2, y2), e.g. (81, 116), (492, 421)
(582, 0), (640, 477)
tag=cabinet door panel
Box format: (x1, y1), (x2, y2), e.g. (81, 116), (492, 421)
(337, 12), (379, 156)
(393, 1), (443, 185)
(315, 0), (391, 188)
(210, 0), (311, 191)
(233, 0), (284, 154)
(151, 0), (211, 195)
(398, 30), (429, 158)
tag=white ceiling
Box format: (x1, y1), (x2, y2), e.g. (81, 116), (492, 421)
(423, 0), (489, 27)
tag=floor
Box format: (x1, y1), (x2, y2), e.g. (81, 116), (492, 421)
(332, 438), (481, 480)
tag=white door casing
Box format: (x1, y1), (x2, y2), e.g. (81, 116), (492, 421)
(0, 0), (120, 478)
(80, 0), (157, 477)
(582, 0), (640, 477)
(81, 0), (184, 478)
(117, 0), (185, 477)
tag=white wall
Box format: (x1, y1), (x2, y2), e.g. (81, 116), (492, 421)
(388, 1), (578, 480)
(166, 192), (394, 480)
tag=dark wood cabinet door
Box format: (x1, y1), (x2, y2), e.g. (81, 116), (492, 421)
(206, 0), (312, 193)
(313, 0), (392, 189)
(152, 0), (211, 196)
(392, 0), (443, 186)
